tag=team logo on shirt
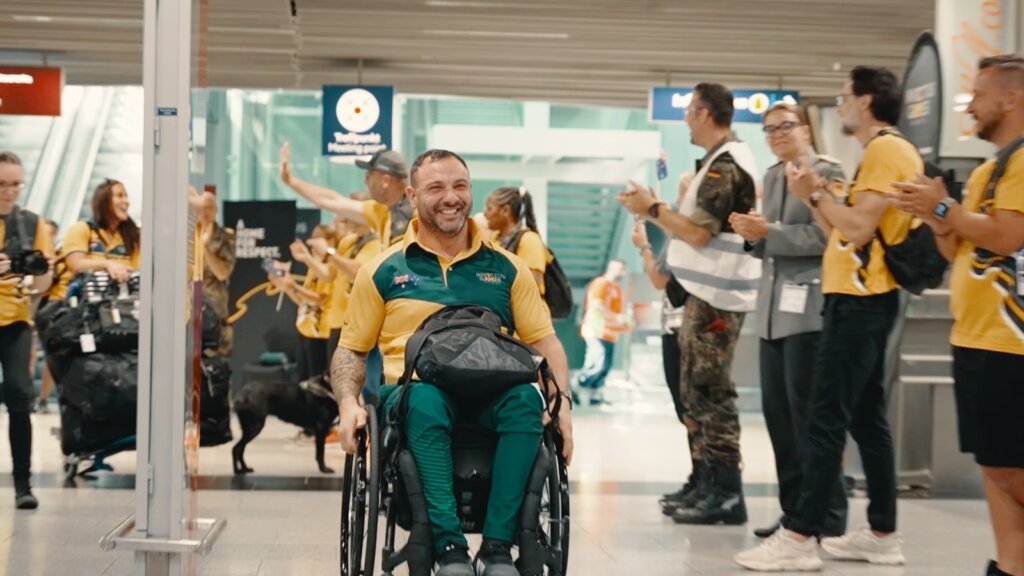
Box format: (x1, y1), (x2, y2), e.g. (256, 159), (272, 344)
(476, 272), (506, 285)
(837, 239), (872, 294)
(970, 249), (1024, 342)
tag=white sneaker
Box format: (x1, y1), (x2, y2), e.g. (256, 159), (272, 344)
(820, 527), (905, 565)
(734, 531), (823, 571)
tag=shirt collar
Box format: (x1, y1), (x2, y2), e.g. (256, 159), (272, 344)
(702, 131), (740, 163)
(401, 217), (490, 263)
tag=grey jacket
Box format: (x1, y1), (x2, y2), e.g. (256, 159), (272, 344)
(747, 156), (845, 340)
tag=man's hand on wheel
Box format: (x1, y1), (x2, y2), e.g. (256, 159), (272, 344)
(338, 397), (367, 455)
(555, 403), (574, 466)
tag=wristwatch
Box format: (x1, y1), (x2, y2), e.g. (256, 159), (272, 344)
(325, 247), (337, 256)
(809, 190), (823, 208)
(647, 202), (666, 219)
(933, 197), (957, 220)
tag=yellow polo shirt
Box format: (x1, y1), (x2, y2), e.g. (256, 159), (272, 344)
(326, 232), (380, 329)
(0, 216), (55, 326)
(339, 219), (554, 383)
(51, 221), (141, 300)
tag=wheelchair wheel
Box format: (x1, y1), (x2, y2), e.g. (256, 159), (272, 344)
(544, 435), (570, 575)
(340, 407), (380, 576)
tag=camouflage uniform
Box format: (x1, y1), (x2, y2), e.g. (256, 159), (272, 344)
(676, 133), (755, 469)
(201, 223), (236, 356)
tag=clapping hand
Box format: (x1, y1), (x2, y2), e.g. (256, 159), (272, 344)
(616, 180), (658, 217)
(729, 211), (769, 242)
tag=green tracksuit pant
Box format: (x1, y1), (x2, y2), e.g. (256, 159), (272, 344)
(381, 382), (544, 554)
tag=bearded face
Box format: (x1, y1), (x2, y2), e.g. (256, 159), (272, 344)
(411, 157), (472, 237)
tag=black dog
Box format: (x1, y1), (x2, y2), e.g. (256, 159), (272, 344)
(231, 376), (338, 475)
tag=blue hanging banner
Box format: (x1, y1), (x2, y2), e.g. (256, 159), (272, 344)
(649, 87), (799, 124)
(321, 85), (394, 157)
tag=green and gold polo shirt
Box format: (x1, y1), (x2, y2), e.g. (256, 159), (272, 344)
(339, 218), (554, 384)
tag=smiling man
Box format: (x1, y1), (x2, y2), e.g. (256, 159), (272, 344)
(892, 55), (1024, 576)
(331, 149), (574, 576)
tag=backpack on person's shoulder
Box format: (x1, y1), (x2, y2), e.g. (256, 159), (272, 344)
(869, 129), (950, 295)
(504, 230), (574, 319)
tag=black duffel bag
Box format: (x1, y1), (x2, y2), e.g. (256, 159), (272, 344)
(398, 304), (547, 402)
(58, 352), (138, 455)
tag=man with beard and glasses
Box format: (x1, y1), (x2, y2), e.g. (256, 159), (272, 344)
(892, 55), (1024, 576)
(331, 150), (574, 576)
(736, 65), (919, 571)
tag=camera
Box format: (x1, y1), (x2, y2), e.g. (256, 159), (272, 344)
(2, 208), (49, 276)
(5, 247), (48, 276)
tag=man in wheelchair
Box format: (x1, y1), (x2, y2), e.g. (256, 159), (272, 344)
(332, 149), (574, 576)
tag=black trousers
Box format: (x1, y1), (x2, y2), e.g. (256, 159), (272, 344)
(760, 333), (847, 534)
(327, 328), (341, 364)
(296, 335), (328, 382)
(0, 322), (35, 482)
(662, 331), (685, 423)
(785, 292), (899, 536)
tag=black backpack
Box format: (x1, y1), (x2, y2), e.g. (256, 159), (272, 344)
(397, 305), (556, 404)
(504, 230), (574, 319)
(857, 129), (949, 295)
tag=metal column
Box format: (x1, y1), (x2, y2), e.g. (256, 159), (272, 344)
(99, 0), (225, 573)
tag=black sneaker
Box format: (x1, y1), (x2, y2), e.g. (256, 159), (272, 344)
(15, 485), (39, 510)
(988, 560), (1012, 576)
(477, 539), (518, 576)
(436, 543), (475, 576)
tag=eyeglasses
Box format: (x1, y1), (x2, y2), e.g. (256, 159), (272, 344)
(836, 91), (856, 106)
(763, 121), (803, 136)
(0, 181), (24, 191)
(685, 104), (706, 115)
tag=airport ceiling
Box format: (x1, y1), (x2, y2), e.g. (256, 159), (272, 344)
(1, 0), (935, 109)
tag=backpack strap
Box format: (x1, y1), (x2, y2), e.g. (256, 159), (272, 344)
(981, 134), (1024, 209)
(501, 228), (527, 253)
(3, 206), (38, 255)
(348, 232), (378, 259)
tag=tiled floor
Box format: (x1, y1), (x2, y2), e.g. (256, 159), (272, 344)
(0, 377), (996, 575)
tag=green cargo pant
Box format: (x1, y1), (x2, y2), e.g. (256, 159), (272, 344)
(380, 382), (544, 554)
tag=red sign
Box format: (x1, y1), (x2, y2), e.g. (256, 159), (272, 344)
(0, 67), (63, 116)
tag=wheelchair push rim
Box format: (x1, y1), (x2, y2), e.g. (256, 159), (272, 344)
(340, 406), (380, 576)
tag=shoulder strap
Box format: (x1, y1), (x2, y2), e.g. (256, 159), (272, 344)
(348, 232), (378, 258)
(982, 134), (1024, 206)
(503, 229), (527, 253)
(5, 206), (38, 253)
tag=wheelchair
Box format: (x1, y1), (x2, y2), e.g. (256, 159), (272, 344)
(340, 395), (571, 576)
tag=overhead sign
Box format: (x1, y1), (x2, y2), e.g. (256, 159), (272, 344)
(649, 87), (798, 124)
(322, 85), (393, 157)
(898, 32), (943, 164)
(0, 67), (62, 116)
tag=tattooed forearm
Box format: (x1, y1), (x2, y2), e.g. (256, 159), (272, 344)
(331, 348), (368, 401)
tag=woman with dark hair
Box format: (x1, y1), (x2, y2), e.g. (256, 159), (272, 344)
(483, 187), (551, 293)
(51, 179), (141, 298)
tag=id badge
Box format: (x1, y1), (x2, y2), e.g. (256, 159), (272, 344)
(80, 333), (97, 354)
(1015, 250), (1024, 297)
(779, 282), (809, 314)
